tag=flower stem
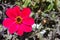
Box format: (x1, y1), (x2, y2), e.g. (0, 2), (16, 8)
(54, 0), (59, 11)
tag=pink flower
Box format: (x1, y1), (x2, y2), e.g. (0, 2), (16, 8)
(3, 6), (34, 36)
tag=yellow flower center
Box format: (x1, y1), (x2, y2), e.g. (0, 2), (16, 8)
(15, 16), (22, 24)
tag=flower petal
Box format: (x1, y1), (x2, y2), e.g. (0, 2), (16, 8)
(6, 6), (21, 19)
(19, 24), (32, 32)
(16, 25), (24, 36)
(13, 6), (22, 16)
(6, 8), (16, 19)
(24, 25), (32, 32)
(3, 18), (15, 28)
(23, 17), (34, 25)
(8, 23), (18, 34)
(21, 8), (31, 18)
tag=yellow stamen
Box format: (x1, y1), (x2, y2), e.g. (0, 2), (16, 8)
(15, 16), (22, 24)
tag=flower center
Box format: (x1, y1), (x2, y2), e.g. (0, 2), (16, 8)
(16, 16), (22, 24)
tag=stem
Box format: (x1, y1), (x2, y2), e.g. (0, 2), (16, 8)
(55, 0), (57, 7)
(54, 0), (58, 11)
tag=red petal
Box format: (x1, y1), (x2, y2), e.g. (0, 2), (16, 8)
(21, 8), (31, 18)
(24, 25), (32, 32)
(13, 6), (22, 16)
(6, 6), (21, 19)
(23, 17), (34, 25)
(8, 23), (18, 34)
(19, 24), (32, 32)
(6, 8), (16, 19)
(16, 25), (24, 36)
(3, 18), (15, 28)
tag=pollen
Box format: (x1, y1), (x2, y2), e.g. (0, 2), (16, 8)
(15, 16), (22, 24)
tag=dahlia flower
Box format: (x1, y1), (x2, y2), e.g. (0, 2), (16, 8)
(3, 6), (34, 36)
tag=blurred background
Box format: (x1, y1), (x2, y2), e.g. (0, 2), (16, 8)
(0, 0), (60, 40)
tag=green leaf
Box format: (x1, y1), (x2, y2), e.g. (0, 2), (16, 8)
(44, 3), (54, 12)
(15, 1), (20, 6)
(22, 0), (31, 7)
(51, 14), (56, 19)
(0, 24), (2, 32)
(57, 0), (60, 7)
(46, 0), (54, 3)
(22, 0), (25, 2)
(33, 0), (40, 3)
